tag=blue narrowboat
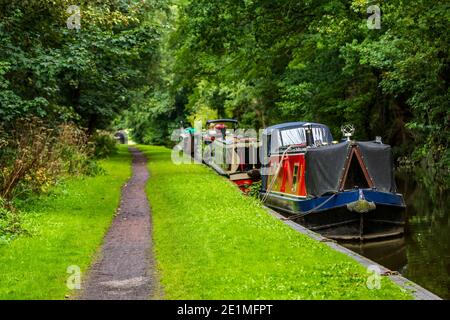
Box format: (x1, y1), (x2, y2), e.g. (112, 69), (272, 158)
(260, 122), (406, 241)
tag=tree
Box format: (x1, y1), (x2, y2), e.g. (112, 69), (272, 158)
(0, 0), (166, 133)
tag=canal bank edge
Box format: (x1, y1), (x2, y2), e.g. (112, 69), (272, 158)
(262, 205), (442, 300)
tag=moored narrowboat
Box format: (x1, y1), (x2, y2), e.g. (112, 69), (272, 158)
(202, 119), (261, 192)
(260, 122), (406, 241)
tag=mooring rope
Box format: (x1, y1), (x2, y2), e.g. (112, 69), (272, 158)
(261, 145), (293, 203)
(282, 193), (338, 221)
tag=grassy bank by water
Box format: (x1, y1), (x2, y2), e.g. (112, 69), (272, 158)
(140, 145), (412, 300)
(0, 145), (131, 299)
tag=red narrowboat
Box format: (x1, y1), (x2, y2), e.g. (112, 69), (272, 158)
(260, 122), (406, 241)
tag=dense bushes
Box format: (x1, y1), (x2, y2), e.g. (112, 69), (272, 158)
(0, 198), (24, 243)
(0, 118), (107, 202)
(0, 118), (120, 239)
(91, 131), (118, 159)
(0, 0), (165, 131)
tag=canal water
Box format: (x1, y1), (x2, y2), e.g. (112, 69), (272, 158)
(341, 173), (450, 299)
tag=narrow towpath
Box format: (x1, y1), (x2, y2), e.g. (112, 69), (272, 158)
(80, 147), (157, 300)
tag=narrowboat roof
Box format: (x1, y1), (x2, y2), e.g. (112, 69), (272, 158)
(264, 122), (331, 133)
(263, 122), (334, 150)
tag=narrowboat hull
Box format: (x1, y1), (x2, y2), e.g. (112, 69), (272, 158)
(206, 161), (259, 193)
(229, 173), (256, 193)
(261, 189), (406, 241)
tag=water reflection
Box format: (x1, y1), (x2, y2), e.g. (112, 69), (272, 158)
(343, 238), (407, 272)
(341, 173), (450, 300)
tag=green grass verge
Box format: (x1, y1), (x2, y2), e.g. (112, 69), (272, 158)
(0, 145), (132, 300)
(140, 145), (412, 300)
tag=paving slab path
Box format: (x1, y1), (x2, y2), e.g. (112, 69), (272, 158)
(80, 147), (158, 300)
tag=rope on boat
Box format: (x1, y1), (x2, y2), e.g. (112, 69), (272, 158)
(261, 144), (339, 220)
(282, 193), (338, 221)
(261, 145), (293, 203)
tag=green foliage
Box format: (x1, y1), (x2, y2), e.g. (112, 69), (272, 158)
(0, 0), (167, 204)
(0, 0), (166, 132)
(127, 0), (449, 184)
(0, 198), (26, 244)
(2, 0), (448, 181)
(121, 89), (180, 145)
(248, 180), (262, 199)
(91, 131), (118, 159)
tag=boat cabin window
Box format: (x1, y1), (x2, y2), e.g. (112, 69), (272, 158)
(280, 128), (306, 146)
(292, 164), (300, 192)
(279, 127), (330, 147)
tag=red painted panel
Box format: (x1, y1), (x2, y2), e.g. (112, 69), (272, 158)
(268, 153), (306, 197)
(280, 156), (289, 193)
(298, 156), (306, 197)
(233, 179), (255, 193)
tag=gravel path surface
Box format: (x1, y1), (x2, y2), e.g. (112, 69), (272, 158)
(80, 147), (158, 300)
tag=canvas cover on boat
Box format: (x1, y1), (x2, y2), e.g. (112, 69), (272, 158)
(305, 143), (349, 197)
(357, 141), (397, 193)
(305, 142), (397, 197)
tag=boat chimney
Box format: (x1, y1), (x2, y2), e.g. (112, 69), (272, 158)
(305, 125), (314, 147)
